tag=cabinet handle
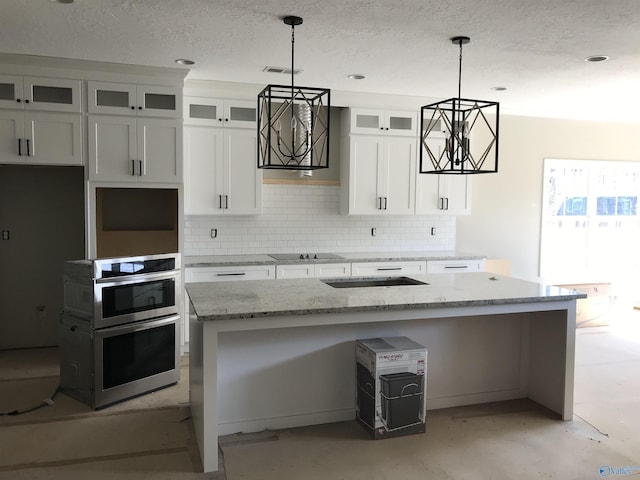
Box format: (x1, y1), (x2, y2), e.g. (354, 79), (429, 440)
(24, 99), (30, 104)
(218, 118), (223, 122)
(444, 265), (468, 269)
(445, 197), (449, 210)
(130, 106), (135, 110)
(377, 267), (402, 271)
(224, 195), (229, 209)
(26, 139), (31, 156)
(138, 106), (143, 110)
(439, 197), (444, 210)
(138, 160), (143, 176)
(225, 118), (229, 122)
(17, 138), (22, 156)
(16, 98), (21, 103)
(216, 272), (246, 277)
(131, 160), (136, 176)
(384, 197), (388, 210)
(218, 195), (222, 209)
(385, 127), (389, 131)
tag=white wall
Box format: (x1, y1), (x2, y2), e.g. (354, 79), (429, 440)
(184, 185), (454, 255)
(457, 115), (640, 282)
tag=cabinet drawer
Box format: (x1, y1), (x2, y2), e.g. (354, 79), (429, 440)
(185, 265), (275, 282)
(315, 263), (351, 278)
(276, 264), (314, 279)
(351, 261), (426, 277)
(426, 259), (485, 274)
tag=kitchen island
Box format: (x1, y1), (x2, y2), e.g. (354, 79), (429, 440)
(187, 272), (585, 473)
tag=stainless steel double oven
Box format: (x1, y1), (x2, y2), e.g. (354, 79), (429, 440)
(61, 253), (181, 409)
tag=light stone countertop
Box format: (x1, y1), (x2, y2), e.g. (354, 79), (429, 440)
(184, 251), (484, 267)
(186, 272), (586, 321)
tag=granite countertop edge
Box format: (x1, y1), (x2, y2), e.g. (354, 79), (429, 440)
(184, 251), (485, 267)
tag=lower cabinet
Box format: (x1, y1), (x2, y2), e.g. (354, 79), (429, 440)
(276, 263), (352, 279)
(351, 261), (426, 277)
(425, 259), (485, 273)
(185, 265), (276, 283)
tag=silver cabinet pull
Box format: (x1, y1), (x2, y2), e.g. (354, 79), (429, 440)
(216, 272), (246, 277)
(444, 265), (468, 269)
(377, 267), (402, 271)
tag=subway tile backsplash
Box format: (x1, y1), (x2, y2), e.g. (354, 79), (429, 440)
(183, 185), (455, 256)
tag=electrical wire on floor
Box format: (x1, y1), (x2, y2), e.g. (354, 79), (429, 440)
(0, 384), (61, 416)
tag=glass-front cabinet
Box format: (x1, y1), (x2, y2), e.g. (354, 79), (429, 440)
(183, 97), (256, 129)
(88, 81), (181, 118)
(348, 108), (417, 136)
(0, 75), (81, 112)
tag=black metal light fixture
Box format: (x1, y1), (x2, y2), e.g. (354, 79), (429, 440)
(420, 36), (499, 174)
(257, 16), (330, 170)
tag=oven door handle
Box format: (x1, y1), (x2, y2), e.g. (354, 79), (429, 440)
(95, 314), (180, 336)
(95, 270), (180, 285)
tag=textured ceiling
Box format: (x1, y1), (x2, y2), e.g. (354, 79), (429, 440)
(2, 0), (640, 122)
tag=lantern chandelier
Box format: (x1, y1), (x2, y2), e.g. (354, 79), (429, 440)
(257, 16), (331, 170)
(420, 36), (499, 174)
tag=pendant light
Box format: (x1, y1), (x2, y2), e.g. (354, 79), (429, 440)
(420, 36), (499, 174)
(257, 16), (331, 170)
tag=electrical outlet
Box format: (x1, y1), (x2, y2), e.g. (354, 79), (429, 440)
(371, 228), (376, 237)
(431, 227), (437, 236)
(211, 228), (218, 239)
(1, 230), (9, 240)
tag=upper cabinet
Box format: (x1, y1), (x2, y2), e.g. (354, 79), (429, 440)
(340, 108), (416, 215)
(88, 81), (182, 118)
(183, 97), (262, 215)
(0, 75), (82, 166)
(0, 75), (82, 113)
(184, 97), (256, 129)
(348, 108), (417, 136)
(415, 133), (471, 215)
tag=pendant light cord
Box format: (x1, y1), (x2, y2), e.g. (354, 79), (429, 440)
(290, 22), (295, 111)
(457, 40), (463, 99)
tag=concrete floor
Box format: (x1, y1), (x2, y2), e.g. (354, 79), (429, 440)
(1, 318), (639, 479)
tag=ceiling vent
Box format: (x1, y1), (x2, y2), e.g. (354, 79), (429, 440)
(263, 66), (303, 75)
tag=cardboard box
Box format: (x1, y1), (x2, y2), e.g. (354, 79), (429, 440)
(556, 283), (613, 328)
(355, 337), (427, 439)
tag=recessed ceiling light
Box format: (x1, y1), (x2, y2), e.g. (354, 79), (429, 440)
(491, 86), (507, 91)
(347, 74), (366, 80)
(175, 59), (195, 66)
(50, 0), (74, 3)
(585, 55), (609, 63)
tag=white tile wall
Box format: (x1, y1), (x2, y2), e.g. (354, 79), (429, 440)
(184, 185), (455, 256)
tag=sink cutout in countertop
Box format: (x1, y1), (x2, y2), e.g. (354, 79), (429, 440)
(322, 276), (429, 288)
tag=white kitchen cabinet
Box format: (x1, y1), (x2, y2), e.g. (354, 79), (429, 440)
(341, 134), (416, 215)
(185, 265), (275, 283)
(88, 81), (181, 118)
(351, 260), (426, 276)
(184, 124), (262, 215)
(348, 108), (417, 136)
(276, 263), (352, 279)
(184, 97), (256, 129)
(0, 109), (82, 165)
(416, 136), (471, 215)
(0, 75), (81, 112)
(88, 115), (182, 183)
(426, 259), (485, 273)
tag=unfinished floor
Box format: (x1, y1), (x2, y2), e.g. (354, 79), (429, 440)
(1, 319), (639, 480)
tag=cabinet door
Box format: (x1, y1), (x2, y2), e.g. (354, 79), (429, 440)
(138, 85), (181, 118)
(0, 110), (25, 163)
(138, 118), (182, 183)
(0, 75), (24, 109)
(88, 81), (137, 115)
(441, 175), (471, 214)
(184, 97), (224, 126)
(351, 261), (426, 276)
(276, 264), (314, 279)
(185, 265), (275, 282)
(348, 136), (384, 215)
(223, 100), (257, 129)
(25, 112), (82, 165)
(184, 126), (224, 215)
(416, 136), (448, 214)
(426, 259), (484, 273)
(88, 115), (138, 181)
(23, 77), (82, 113)
(382, 137), (416, 214)
(384, 110), (418, 136)
(224, 128), (262, 214)
(349, 109), (385, 135)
